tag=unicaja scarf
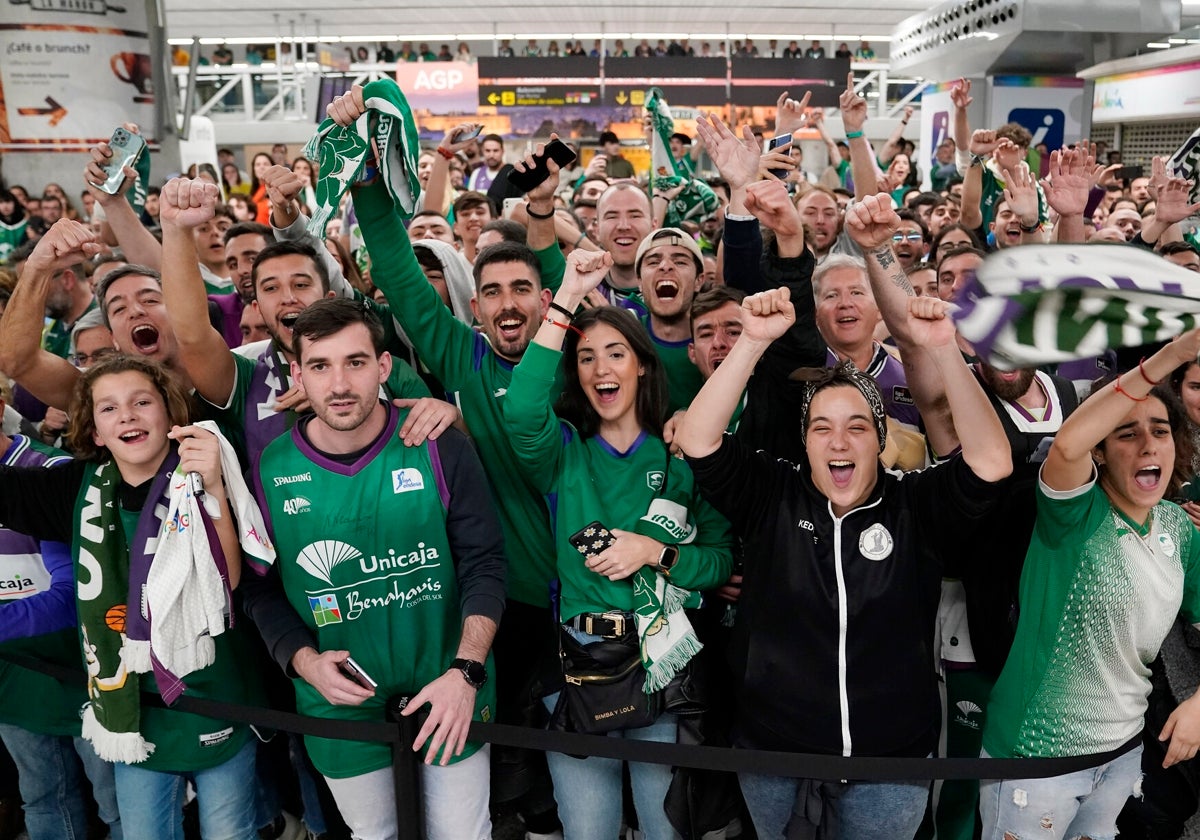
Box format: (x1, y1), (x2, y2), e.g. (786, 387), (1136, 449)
(303, 78), (421, 237)
(631, 453), (703, 692)
(75, 451), (179, 763)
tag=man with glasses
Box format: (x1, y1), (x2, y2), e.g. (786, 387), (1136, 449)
(891, 211), (930, 272)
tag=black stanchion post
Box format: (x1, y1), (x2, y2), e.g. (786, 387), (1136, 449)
(386, 694), (423, 839)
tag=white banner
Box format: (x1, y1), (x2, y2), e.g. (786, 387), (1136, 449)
(0, 0), (155, 148)
(1092, 61), (1200, 124)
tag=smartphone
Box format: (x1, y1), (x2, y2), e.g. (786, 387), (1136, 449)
(767, 132), (792, 180)
(340, 655), (378, 691)
(508, 139), (578, 193)
(452, 124), (483, 143)
(502, 197), (523, 219)
(96, 127), (146, 195)
(1117, 164), (1144, 183)
(568, 521), (615, 559)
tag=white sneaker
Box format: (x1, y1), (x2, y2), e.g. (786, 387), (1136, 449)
(525, 832), (564, 840)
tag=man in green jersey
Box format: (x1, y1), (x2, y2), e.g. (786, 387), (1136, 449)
(248, 299), (505, 840)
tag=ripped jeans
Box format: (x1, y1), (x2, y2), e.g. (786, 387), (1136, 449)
(978, 744), (1143, 840)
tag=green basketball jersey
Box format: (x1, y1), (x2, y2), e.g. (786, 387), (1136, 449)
(984, 476), (1200, 758)
(257, 404), (496, 778)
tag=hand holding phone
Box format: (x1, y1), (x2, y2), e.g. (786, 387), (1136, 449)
(569, 521), (615, 558)
(339, 655), (378, 691)
(509, 139), (578, 194)
(767, 133), (793, 180)
(94, 126), (146, 195)
(450, 123), (484, 144)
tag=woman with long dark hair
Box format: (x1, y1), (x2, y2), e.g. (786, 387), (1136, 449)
(248, 152), (274, 224)
(981, 334), (1200, 840)
(503, 249), (733, 840)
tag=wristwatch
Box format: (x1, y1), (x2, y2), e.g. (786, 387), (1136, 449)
(654, 544), (679, 575)
(450, 658), (488, 689)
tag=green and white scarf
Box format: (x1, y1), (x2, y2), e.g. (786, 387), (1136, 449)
(303, 78), (422, 237)
(74, 455), (175, 763)
(632, 486), (702, 693)
(645, 87), (718, 227)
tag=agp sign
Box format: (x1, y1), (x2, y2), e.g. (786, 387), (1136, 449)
(395, 61), (479, 114)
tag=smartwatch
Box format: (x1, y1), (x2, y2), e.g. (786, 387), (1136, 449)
(654, 544), (679, 575)
(450, 658), (488, 689)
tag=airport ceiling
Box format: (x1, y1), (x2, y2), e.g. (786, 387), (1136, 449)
(161, 0), (931, 45)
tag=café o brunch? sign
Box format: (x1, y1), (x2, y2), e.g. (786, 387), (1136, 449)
(0, 0), (156, 147)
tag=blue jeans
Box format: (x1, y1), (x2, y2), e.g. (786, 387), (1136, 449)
(542, 693), (677, 840)
(113, 736), (257, 840)
(979, 745), (1143, 840)
(739, 771), (930, 839)
(0, 724), (121, 840)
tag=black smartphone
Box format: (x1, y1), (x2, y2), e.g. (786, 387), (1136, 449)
(767, 132), (792, 180)
(1117, 164), (1144, 183)
(340, 655), (378, 690)
(508, 139), (578, 193)
(96, 126), (147, 195)
(568, 521), (615, 558)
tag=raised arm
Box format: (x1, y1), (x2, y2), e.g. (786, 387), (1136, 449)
(423, 123), (480, 217)
(906, 297), (1010, 481)
(959, 129), (998, 229)
(1040, 147), (1093, 245)
(845, 197), (959, 456)
(675, 288), (795, 458)
(514, 136), (566, 252)
(0, 222), (97, 409)
(1043, 331), (1200, 492)
(83, 125), (162, 267)
(1142, 162), (1200, 248)
(878, 106), (913, 166)
(839, 73), (882, 201)
(1001, 162), (1049, 244)
(950, 80), (972, 166)
(159, 178), (238, 406)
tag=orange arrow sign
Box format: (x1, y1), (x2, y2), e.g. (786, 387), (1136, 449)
(17, 96), (68, 126)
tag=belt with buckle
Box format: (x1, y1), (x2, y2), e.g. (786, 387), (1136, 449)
(567, 611), (631, 638)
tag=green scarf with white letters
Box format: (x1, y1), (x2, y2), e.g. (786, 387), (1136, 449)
(303, 78), (421, 237)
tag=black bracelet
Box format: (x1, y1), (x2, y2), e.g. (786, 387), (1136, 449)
(525, 204), (556, 220)
(548, 301), (576, 322)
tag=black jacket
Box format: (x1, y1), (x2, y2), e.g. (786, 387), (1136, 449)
(688, 436), (1001, 757)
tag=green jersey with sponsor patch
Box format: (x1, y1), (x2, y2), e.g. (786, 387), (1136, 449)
(354, 184), (565, 608)
(504, 342), (733, 621)
(257, 407), (496, 778)
(984, 474), (1200, 758)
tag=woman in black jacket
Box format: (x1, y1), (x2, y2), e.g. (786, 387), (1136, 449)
(676, 288), (1012, 839)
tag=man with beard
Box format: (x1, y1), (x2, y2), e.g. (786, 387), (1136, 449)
(634, 228), (707, 412)
(891, 211), (930, 272)
(796, 187), (855, 263)
(342, 118), (567, 836)
(8, 239), (98, 360)
(157, 177), (444, 465)
(248, 299), (505, 840)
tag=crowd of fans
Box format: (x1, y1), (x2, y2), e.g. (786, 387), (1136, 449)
(0, 63), (1198, 840)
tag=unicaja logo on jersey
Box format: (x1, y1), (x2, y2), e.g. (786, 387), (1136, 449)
(297, 540), (363, 586)
(392, 467), (425, 494)
(954, 700), (983, 730)
(282, 496), (311, 516)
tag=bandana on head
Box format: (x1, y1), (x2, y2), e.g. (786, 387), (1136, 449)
(797, 361), (889, 453)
